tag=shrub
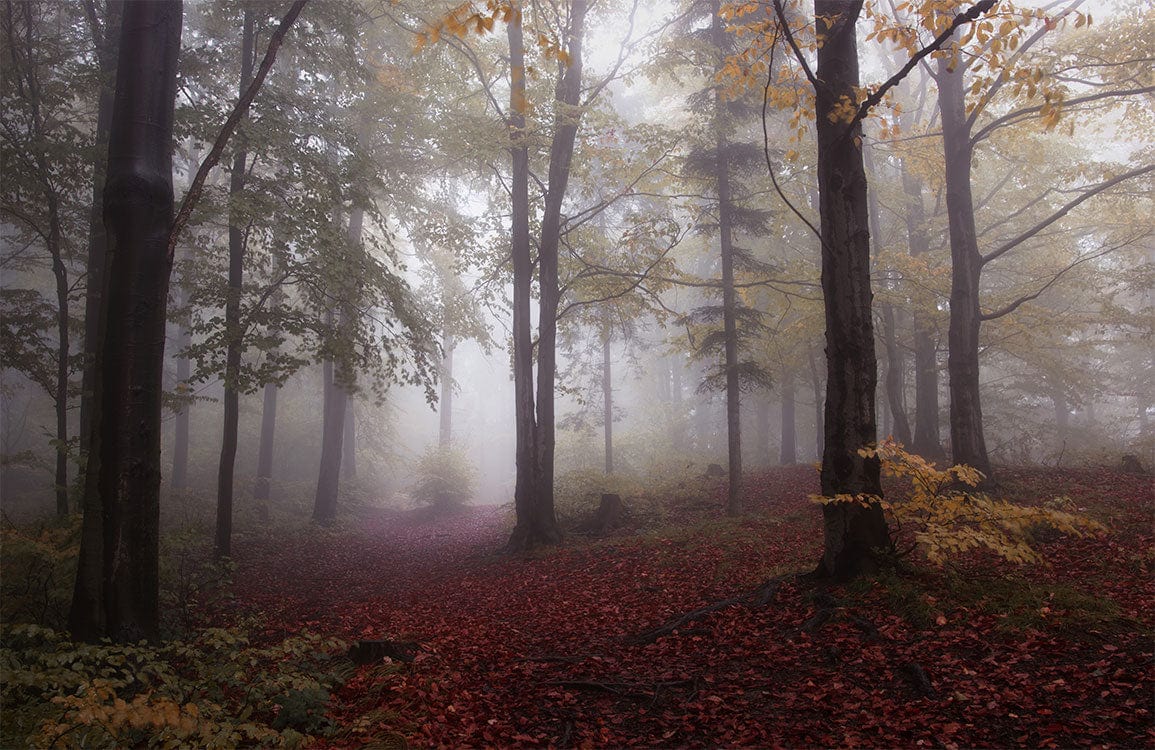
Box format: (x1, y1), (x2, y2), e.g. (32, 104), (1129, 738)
(1, 622), (351, 749)
(815, 439), (1106, 565)
(410, 444), (475, 510)
(0, 515), (80, 630)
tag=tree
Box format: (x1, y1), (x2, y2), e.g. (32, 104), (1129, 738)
(215, 4), (255, 558)
(766, 0), (996, 577)
(69, 0), (183, 643)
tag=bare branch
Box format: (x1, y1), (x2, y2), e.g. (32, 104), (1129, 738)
(169, 0), (309, 259)
(970, 85), (1155, 146)
(981, 163), (1155, 266)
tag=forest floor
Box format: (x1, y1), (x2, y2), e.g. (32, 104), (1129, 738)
(212, 466), (1153, 748)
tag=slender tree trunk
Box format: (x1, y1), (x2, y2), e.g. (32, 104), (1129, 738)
(79, 0), (123, 494)
(780, 368), (797, 464)
(813, 0), (890, 580)
(712, 0), (742, 515)
(313, 206), (363, 524)
(70, 0), (181, 644)
(48, 195), (69, 518)
(671, 355), (686, 453)
(901, 164), (945, 460)
(170, 309), (190, 489)
(508, 0), (588, 550)
(215, 6), (255, 559)
(253, 380), (277, 502)
(438, 331), (454, 447)
(938, 49), (993, 479)
(342, 402), (356, 481)
(863, 144), (911, 445)
(755, 396), (770, 467)
(603, 328), (613, 475)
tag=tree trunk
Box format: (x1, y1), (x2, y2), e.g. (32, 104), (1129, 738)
(813, 0), (890, 580)
(901, 164), (945, 460)
(603, 327), (613, 475)
(342, 402), (357, 481)
(313, 206), (363, 524)
(170, 308), (190, 489)
(507, 0), (588, 551)
(79, 0), (123, 494)
(70, 0), (181, 644)
(938, 49), (993, 479)
(215, 5), (255, 559)
(754, 396), (770, 467)
(712, 0), (742, 515)
(253, 379), (277, 502)
(438, 331), (454, 447)
(671, 355), (686, 453)
(863, 143), (911, 445)
(312, 361), (347, 525)
(780, 368), (797, 464)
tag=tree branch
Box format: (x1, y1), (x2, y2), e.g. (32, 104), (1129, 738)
(970, 85), (1155, 146)
(981, 163), (1155, 266)
(845, 0), (997, 136)
(168, 0), (309, 259)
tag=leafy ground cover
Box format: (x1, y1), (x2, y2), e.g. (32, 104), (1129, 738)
(207, 465), (1153, 748)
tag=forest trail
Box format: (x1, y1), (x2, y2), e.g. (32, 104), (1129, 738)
(216, 467), (1153, 748)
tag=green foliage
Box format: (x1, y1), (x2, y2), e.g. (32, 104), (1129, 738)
(0, 515), (80, 630)
(818, 440), (1106, 565)
(410, 444), (476, 510)
(1, 623), (349, 749)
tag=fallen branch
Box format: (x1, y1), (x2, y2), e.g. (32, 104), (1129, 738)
(543, 677), (699, 702)
(627, 579), (782, 645)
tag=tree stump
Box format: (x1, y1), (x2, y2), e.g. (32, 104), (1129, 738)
(1120, 454), (1148, 475)
(704, 463), (726, 478)
(581, 493), (626, 535)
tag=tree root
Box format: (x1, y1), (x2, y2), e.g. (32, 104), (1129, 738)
(627, 579), (782, 645)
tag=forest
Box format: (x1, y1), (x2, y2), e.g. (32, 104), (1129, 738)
(0, 0), (1152, 746)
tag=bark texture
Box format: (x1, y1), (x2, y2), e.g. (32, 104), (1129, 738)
(813, 0), (891, 580)
(70, 0), (181, 643)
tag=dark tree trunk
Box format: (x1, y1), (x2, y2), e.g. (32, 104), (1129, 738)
(507, 0), (588, 551)
(438, 331), (454, 447)
(215, 6), (255, 559)
(70, 0), (181, 644)
(312, 362), (346, 525)
(780, 368), (797, 464)
(603, 327), (613, 475)
(711, 0), (742, 515)
(79, 0), (123, 492)
(170, 309), (190, 489)
(253, 380), (277, 501)
(901, 164), (945, 460)
(938, 50), (993, 479)
(813, 0), (890, 580)
(313, 206), (363, 524)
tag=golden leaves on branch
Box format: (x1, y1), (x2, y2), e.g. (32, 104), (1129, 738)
(413, 1), (571, 68)
(811, 439), (1106, 566)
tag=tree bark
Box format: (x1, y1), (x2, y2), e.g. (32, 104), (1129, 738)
(938, 49), (993, 479)
(70, 0), (181, 644)
(507, 0), (588, 551)
(215, 5), (255, 559)
(780, 368), (796, 464)
(813, 0), (890, 580)
(79, 0), (123, 495)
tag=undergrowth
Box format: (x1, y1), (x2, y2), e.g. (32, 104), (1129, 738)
(1, 623), (350, 749)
